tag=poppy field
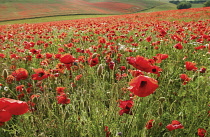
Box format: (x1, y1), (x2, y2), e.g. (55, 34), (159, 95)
(0, 7), (210, 137)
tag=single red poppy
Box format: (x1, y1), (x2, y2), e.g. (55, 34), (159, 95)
(118, 99), (133, 115)
(60, 53), (75, 64)
(128, 75), (158, 97)
(36, 54), (44, 59)
(16, 85), (25, 92)
(56, 87), (66, 94)
(128, 69), (144, 77)
(55, 54), (61, 59)
(32, 68), (49, 81)
(185, 61), (197, 71)
(145, 119), (154, 129)
(88, 57), (99, 67)
(153, 53), (169, 63)
(108, 61), (115, 70)
(199, 67), (206, 73)
(45, 53), (53, 59)
(11, 68), (28, 81)
(197, 128), (207, 137)
(166, 120), (184, 131)
(150, 65), (162, 77)
(194, 45), (206, 50)
(56, 93), (70, 104)
(180, 74), (191, 85)
(146, 36), (152, 42)
(0, 98), (29, 116)
(75, 74), (83, 81)
(174, 43), (183, 49)
(127, 56), (153, 72)
(0, 53), (5, 58)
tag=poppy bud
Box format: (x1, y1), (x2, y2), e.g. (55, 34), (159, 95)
(2, 69), (8, 79)
(158, 106), (163, 116)
(143, 113), (148, 119)
(159, 97), (166, 103)
(97, 64), (104, 76)
(92, 53), (98, 59)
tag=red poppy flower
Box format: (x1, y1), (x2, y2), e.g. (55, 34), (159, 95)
(128, 75), (158, 97)
(55, 54), (61, 59)
(185, 61), (197, 71)
(197, 128), (207, 137)
(30, 49), (40, 54)
(166, 120), (184, 131)
(56, 93), (70, 104)
(174, 43), (183, 49)
(146, 36), (152, 42)
(119, 66), (126, 71)
(75, 74), (83, 81)
(180, 74), (191, 85)
(194, 45), (206, 50)
(36, 54), (44, 59)
(0, 122), (5, 127)
(150, 65), (162, 77)
(45, 53), (53, 59)
(108, 61), (115, 70)
(0, 53), (5, 58)
(60, 53), (75, 64)
(88, 57), (99, 67)
(11, 68), (28, 81)
(32, 68), (49, 81)
(199, 67), (206, 73)
(153, 53), (169, 63)
(118, 99), (133, 115)
(128, 69), (144, 77)
(126, 56), (153, 72)
(0, 98), (28, 115)
(0, 110), (12, 122)
(56, 87), (66, 94)
(16, 85), (25, 92)
(145, 119), (154, 129)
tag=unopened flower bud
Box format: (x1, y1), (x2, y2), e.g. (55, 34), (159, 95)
(97, 64), (103, 76)
(2, 69), (8, 79)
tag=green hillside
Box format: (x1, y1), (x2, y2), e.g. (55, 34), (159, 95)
(0, 0), (166, 21)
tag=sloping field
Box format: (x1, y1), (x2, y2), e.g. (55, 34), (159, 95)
(0, 0), (165, 21)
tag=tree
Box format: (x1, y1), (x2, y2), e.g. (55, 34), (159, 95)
(177, 2), (192, 9)
(204, 0), (210, 7)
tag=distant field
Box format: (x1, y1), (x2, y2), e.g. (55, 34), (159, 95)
(0, 0), (165, 21)
(0, 2), (206, 25)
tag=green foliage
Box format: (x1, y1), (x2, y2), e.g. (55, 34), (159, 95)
(177, 2), (192, 9)
(203, 0), (210, 7)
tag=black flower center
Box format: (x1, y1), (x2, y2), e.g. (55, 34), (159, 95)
(140, 81), (147, 88)
(38, 72), (45, 77)
(152, 68), (157, 72)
